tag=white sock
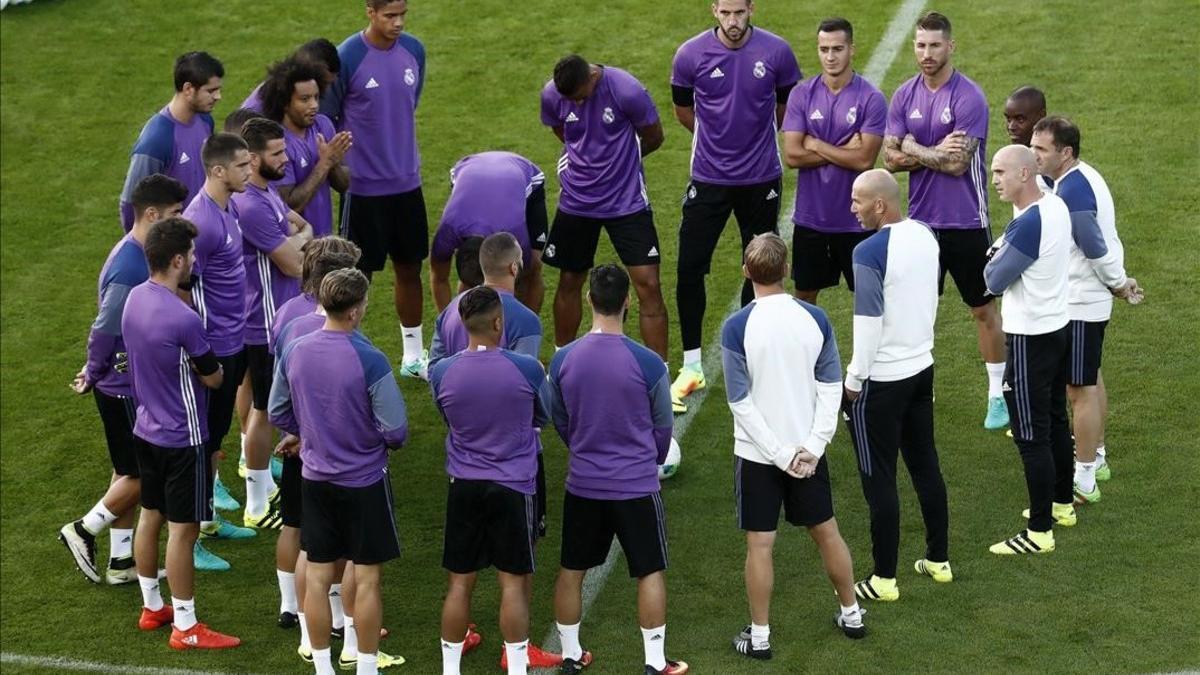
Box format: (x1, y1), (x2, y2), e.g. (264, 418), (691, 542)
(641, 625), (666, 670)
(172, 596), (197, 631)
(245, 468), (276, 517)
(401, 323), (424, 361)
(441, 638), (464, 675)
(1075, 461), (1097, 493)
(139, 575), (164, 611)
(299, 611), (311, 651)
(110, 528), (133, 559)
(81, 500), (118, 535)
(683, 349), (702, 369)
(329, 584), (345, 629)
(1096, 445), (1107, 462)
(504, 640), (529, 675)
(277, 569), (298, 614)
(841, 602), (862, 618)
(312, 647), (336, 675)
(356, 652), (378, 675)
(557, 621), (582, 660)
(986, 362), (1005, 398)
(750, 622), (770, 649)
(341, 615), (358, 659)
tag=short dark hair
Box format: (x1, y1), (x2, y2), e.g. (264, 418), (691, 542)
(1008, 85), (1047, 111)
(588, 264), (630, 317)
(553, 55), (591, 97)
(131, 174), (189, 219)
(174, 51), (224, 92)
(1032, 116), (1081, 159)
(915, 11), (952, 37)
(240, 117), (285, 153)
(458, 286), (503, 336)
(144, 217), (198, 273)
(223, 107), (265, 134)
(297, 38), (340, 75)
(455, 236), (485, 288)
(319, 267), (370, 315)
(302, 237), (362, 295)
(368, 0), (404, 9)
(260, 58), (326, 122)
(480, 232), (522, 278)
(818, 17), (853, 42)
(201, 132), (249, 171)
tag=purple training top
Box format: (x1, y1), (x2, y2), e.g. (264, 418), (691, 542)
(270, 329), (407, 487)
(429, 348), (549, 495)
(782, 73), (887, 233)
(241, 82), (264, 113)
(232, 183), (302, 346)
(540, 67), (658, 218)
(321, 32), (426, 196)
(119, 107), (214, 231)
(429, 287), (542, 369)
(86, 234), (149, 398)
(278, 114), (338, 237)
(886, 70), (989, 230)
(547, 332), (673, 500)
(270, 293), (320, 356)
(122, 280), (212, 448)
(183, 190), (247, 357)
(432, 151), (544, 264)
(671, 28), (801, 186)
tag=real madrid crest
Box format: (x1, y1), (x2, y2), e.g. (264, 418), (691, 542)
(753, 60), (766, 79)
(846, 106), (857, 125)
(940, 106), (952, 124)
(404, 68), (416, 86)
(602, 107), (615, 124)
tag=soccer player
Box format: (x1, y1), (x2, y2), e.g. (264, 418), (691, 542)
(270, 267), (408, 674)
(430, 151), (547, 313)
(242, 38), (341, 112)
(1003, 86), (1046, 147)
(182, 132), (258, 567)
(1030, 117), (1141, 504)
(782, 17), (886, 306)
(260, 57), (352, 238)
(322, 0), (430, 378)
(721, 233), (863, 659)
(231, 118), (316, 530)
(430, 286), (551, 675)
(548, 264), (686, 675)
(223, 107), (265, 134)
(60, 175), (189, 585)
(843, 170), (951, 601)
(883, 12), (1008, 430)
(121, 216), (239, 649)
(670, 0), (802, 413)
(119, 52), (223, 231)
(984, 145), (1074, 555)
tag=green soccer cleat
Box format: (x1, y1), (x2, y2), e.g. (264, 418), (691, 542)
(298, 645), (313, 663)
(853, 575), (898, 602)
(984, 396), (1010, 430)
(1022, 502), (1077, 527)
(338, 649), (406, 670)
(1095, 459), (1111, 482)
(213, 475), (241, 512)
(670, 366), (706, 401)
(244, 490), (284, 530)
(399, 350), (429, 380)
(193, 541), (231, 571)
(914, 559), (953, 583)
(106, 555), (137, 585)
(201, 514), (257, 540)
(1073, 482), (1101, 505)
(990, 529), (1054, 555)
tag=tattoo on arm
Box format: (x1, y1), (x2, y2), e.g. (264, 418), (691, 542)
(907, 136), (978, 176)
(883, 135), (921, 172)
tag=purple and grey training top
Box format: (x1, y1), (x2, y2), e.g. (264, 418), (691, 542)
(429, 287), (542, 369)
(119, 107), (213, 231)
(85, 234), (149, 398)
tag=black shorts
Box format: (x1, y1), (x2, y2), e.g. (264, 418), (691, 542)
(205, 350), (247, 455)
(245, 344), (274, 411)
(734, 455), (834, 531)
(535, 452), (547, 538)
(1067, 319), (1107, 386)
(281, 454), (303, 529)
(542, 208), (660, 272)
(933, 228), (992, 308)
(526, 184), (548, 252)
(301, 475), (401, 565)
(560, 491), (668, 579)
(677, 177), (782, 280)
(94, 389), (139, 478)
(791, 225), (871, 291)
(341, 189), (430, 272)
(136, 438), (213, 523)
(443, 479), (537, 575)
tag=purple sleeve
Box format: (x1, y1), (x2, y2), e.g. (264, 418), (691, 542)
(774, 42), (802, 88)
(179, 312), (212, 358)
(956, 84), (989, 140)
(617, 74), (659, 127)
(670, 43), (695, 87)
(268, 350), (300, 435)
(885, 85), (908, 138)
(84, 330), (119, 385)
(780, 83), (808, 133)
(240, 200), (288, 254)
(540, 85), (560, 127)
(648, 369), (674, 464)
(429, 224), (460, 262)
(862, 88), (888, 136)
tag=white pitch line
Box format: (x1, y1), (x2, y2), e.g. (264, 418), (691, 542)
(534, 1), (925, 667)
(0, 652), (259, 675)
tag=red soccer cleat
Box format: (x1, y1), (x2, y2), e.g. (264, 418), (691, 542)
(138, 605), (174, 631)
(500, 642), (564, 669)
(168, 623), (241, 650)
(463, 623), (483, 655)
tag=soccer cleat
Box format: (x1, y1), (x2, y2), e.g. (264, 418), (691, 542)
(732, 626), (771, 660)
(836, 610), (867, 639)
(298, 644), (313, 663)
(913, 559), (954, 583)
(559, 651), (594, 674)
(201, 514), (257, 540)
(278, 611), (298, 629)
(670, 366), (705, 402)
(854, 575), (898, 602)
(1095, 459), (1112, 482)
(1022, 502), (1077, 527)
(1073, 482), (1102, 505)
(984, 396), (1010, 430)
(213, 475), (241, 511)
(168, 622), (241, 650)
(645, 659), (689, 675)
(331, 624), (344, 640)
(138, 605), (174, 631)
(399, 350), (429, 380)
(338, 649), (405, 670)
(990, 529), (1055, 555)
(59, 520), (100, 583)
(193, 541), (231, 571)
(106, 555), (137, 585)
(501, 643), (562, 669)
(671, 393), (688, 415)
(244, 490), (283, 529)
(462, 623), (482, 654)
(237, 454), (247, 479)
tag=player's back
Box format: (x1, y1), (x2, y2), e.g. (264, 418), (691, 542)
(430, 289), (541, 366)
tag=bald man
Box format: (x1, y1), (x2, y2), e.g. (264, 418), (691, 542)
(1003, 86), (1046, 147)
(843, 170), (950, 601)
(984, 145), (1074, 556)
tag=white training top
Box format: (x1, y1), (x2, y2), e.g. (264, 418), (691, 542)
(1054, 161), (1127, 322)
(985, 193), (1072, 336)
